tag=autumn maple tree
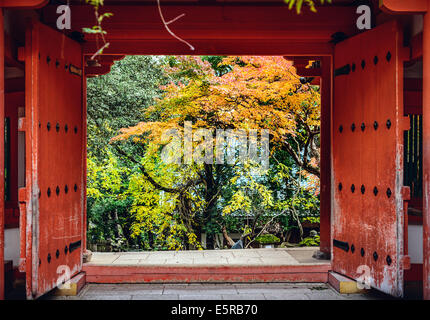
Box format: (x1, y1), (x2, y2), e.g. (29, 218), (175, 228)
(111, 56), (320, 249)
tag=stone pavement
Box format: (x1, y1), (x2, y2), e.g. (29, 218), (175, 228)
(86, 247), (329, 266)
(45, 283), (392, 300)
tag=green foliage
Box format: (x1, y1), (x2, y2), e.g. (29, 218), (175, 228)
(301, 216), (320, 224)
(87, 150), (136, 250)
(284, 0), (332, 13)
(87, 55), (321, 251)
(85, 0), (105, 8)
(299, 230), (320, 246)
(86, 56), (169, 249)
(255, 234), (280, 244)
(87, 56), (167, 159)
(124, 152), (202, 250)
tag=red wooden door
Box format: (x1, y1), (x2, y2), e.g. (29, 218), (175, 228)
(332, 21), (410, 297)
(22, 21), (84, 299)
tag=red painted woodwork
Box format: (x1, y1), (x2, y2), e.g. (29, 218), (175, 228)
(39, 4), (359, 56)
(85, 65), (112, 77)
(332, 21), (408, 297)
(411, 33), (423, 61)
(320, 56), (332, 256)
(0, 0), (427, 300)
(84, 55), (125, 77)
(4, 92), (22, 228)
(85, 40), (334, 59)
(0, 7), (5, 302)
(5, 78), (24, 94)
(23, 21), (84, 299)
(42, 4), (358, 41)
(82, 62), (87, 254)
(0, 0), (48, 9)
(380, 0), (428, 14)
(405, 91), (423, 113)
(405, 263), (423, 282)
(422, 2), (430, 301)
(83, 264), (331, 284)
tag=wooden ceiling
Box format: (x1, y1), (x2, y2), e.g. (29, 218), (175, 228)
(66, 0), (377, 6)
(42, 0), (364, 56)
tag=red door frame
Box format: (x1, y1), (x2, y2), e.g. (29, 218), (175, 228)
(0, 0), (49, 303)
(0, 8), (5, 301)
(423, 3), (430, 301)
(23, 20), (84, 299)
(320, 56), (332, 256)
(1, 0), (429, 299)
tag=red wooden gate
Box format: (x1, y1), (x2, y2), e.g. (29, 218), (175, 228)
(22, 21), (84, 299)
(332, 21), (410, 297)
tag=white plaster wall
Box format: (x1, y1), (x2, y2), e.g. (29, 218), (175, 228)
(4, 228), (20, 266)
(408, 224), (423, 264)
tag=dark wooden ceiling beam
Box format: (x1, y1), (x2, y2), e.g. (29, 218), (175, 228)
(41, 4), (358, 42)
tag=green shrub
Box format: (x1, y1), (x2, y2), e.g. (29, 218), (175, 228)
(299, 230), (320, 246)
(254, 234), (280, 244)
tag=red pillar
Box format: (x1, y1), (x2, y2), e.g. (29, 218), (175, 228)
(0, 8), (5, 301)
(319, 56), (332, 257)
(82, 70), (87, 257)
(423, 4), (430, 301)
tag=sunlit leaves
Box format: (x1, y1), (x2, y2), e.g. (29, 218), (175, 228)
(82, 26), (107, 35)
(284, 0), (332, 13)
(110, 55), (321, 248)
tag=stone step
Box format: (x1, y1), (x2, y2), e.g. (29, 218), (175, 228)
(53, 272), (86, 296)
(83, 264), (331, 284)
(328, 271), (369, 294)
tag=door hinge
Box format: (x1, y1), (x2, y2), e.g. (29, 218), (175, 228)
(334, 64), (351, 77)
(333, 239), (350, 252)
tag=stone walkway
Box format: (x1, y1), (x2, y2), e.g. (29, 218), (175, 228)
(43, 248), (392, 300)
(86, 247), (329, 266)
(45, 282), (391, 300)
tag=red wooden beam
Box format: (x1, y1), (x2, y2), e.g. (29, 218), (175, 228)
(319, 56), (332, 258)
(5, 78), (24, 94)
(84, 55), (125, 76)
(85, 65), (113, 77)
(0, 8), (5, 301)
(295, 67), (321, 77)
(41, 4), (358, 42)
(83, 39), (334, 56)
(82, 51), (88, 263)
(41, 4), (354, 56)
(83, 264), (331, 284)
(379, 0), (428, 14)
(4, 92), (23, 229)
(411, 32), (423, 60)
(404, 78), (423, 92)
(0, 0), (48, 8)
(87, 55), (125, 65)
(422, 0), (430, 300)
(405, 90), (423, 111)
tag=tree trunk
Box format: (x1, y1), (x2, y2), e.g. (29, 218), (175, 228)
(222, 226), (235, 248)
(203, 163), (219, 249)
